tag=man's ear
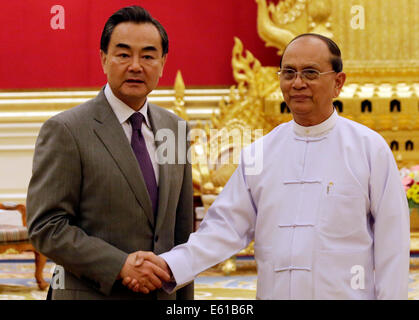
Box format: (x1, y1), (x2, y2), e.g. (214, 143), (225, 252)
(334, 72), (346, 98)
(100, 50), (108, 74)
(159, 54), (167, 77)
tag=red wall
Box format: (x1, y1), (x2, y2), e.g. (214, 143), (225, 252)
(0, 0), (280, 89)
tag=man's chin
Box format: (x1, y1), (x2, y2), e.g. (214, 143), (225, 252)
(121, 86), (150, 98)
(287, 103), (314, 114)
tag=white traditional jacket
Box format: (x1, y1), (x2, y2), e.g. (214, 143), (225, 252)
(161, 110), (410, 299)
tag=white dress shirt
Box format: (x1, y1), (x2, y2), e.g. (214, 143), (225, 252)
(104, 84), (159, 184)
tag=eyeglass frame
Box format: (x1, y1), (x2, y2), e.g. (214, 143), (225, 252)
(277, 68), (336, 81)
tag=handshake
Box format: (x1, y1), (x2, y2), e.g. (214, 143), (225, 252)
(118, 251), (172, 294)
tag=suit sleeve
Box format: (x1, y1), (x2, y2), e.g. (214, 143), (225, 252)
(27, 118), (127, 296)
(172, 122), (194, 300)
(369, 142), (410, 299)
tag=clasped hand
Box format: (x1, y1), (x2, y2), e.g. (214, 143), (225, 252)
(119, 251), (171, 294)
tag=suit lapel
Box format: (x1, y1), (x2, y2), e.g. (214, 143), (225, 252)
(148, 104), (171, 233)
(91, 90), (155, 226)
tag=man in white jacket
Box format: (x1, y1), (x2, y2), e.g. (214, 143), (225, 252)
(124, 33), (410, 299)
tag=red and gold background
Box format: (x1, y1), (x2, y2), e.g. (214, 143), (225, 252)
(0, 0), (279, 89)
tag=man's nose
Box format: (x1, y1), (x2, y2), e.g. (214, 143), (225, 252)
(128, 57), (143, 72)
(292, 73), (307, 89)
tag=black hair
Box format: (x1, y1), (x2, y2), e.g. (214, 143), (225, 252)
(280, 33), (343, 72)
(100, 6), (168, 56)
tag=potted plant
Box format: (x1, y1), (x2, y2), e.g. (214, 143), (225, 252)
(400, 165), (419, 252)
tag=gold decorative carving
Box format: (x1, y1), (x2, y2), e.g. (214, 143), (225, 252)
(173, 70), (188, 121)
(255, 0), (333, 54)
(255, 0), (299, 54)
(307, 0), (332, 37)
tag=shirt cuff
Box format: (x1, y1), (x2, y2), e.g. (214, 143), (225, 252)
(159, 251), (194, 294)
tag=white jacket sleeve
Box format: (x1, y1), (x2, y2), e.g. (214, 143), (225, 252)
(160, 153), (257, 291)
(369, 143), (410, 299)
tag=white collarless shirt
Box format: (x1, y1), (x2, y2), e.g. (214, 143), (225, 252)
(161, 109), (410, 299)
(104, 84), (159, 184)
(292, 109), (338, 138)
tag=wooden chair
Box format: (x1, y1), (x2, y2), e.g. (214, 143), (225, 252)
(0, 202), (48, 290)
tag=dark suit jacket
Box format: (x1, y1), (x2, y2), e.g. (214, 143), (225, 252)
(26, 89), (194, 300)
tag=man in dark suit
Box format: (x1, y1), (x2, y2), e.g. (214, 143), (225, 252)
(26, 6), (194, 300)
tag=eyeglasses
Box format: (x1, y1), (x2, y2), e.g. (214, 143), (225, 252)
(277, 68), (336, 81)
